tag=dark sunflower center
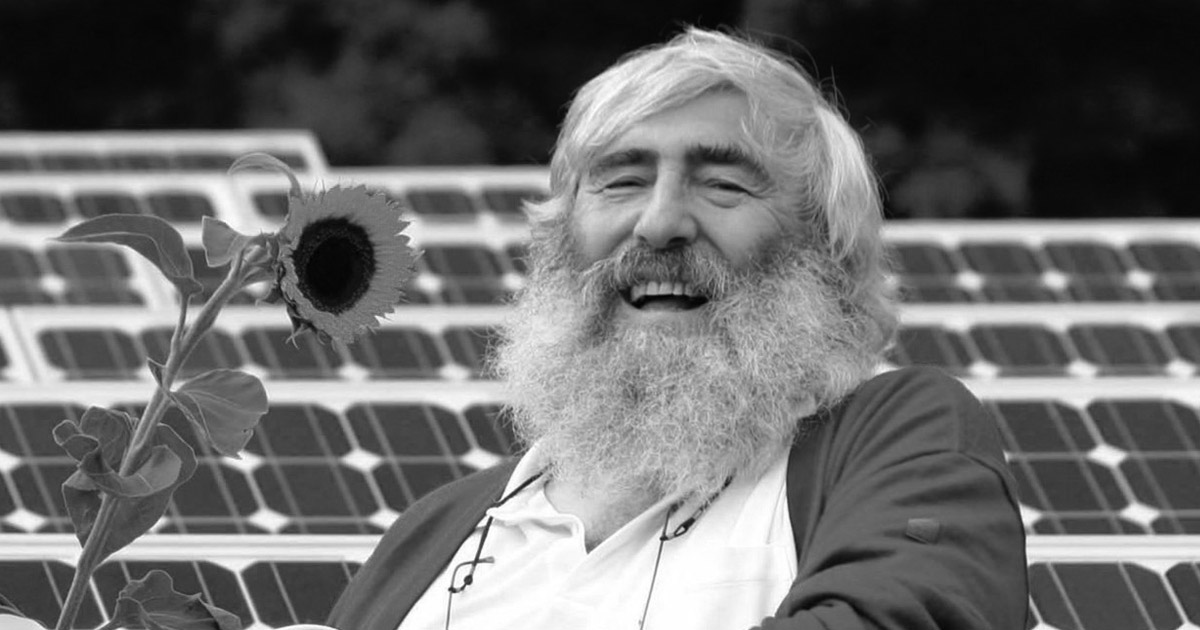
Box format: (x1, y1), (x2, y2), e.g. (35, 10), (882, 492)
(293, 217), (376, 314)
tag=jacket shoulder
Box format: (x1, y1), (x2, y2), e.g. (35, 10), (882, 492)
(823, 366), (1002, 462)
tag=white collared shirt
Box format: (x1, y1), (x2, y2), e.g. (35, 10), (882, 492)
(399, 446), (797, 630)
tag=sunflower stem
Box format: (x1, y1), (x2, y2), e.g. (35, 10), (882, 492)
(53, 253), (250, 630)
(168, 291), (190, 358)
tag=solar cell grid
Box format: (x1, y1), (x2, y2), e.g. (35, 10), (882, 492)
(344, 328), (446, 379)
(1068, 325), (1175, 376)
(463, 403), (518, 456)
(242, 327), (346, 379)
(108, 152), (172, 170)
(174, 152), (236, 171)
(0, 246), (51, 305)
(1167, 325), (1200, 364)
(959, 242), (1046, 276)
(0, 558), (360, 629)
(144, 191), (216, 222)
(7, 549), (1200, 629)
(0, 242), (160, 307)
(0, 396), (513, 535)
(991, 398), (1200, 535)
(0, 560), (102, 628)
(480, 186), (544, 221)
(1044, 242), (1133, 276)
(419, 245), (514, 304)
(253, 461), (377, 529)
(888, 326), (977, 376)
(1167, 562), (1200, 625)
(1029, 562), (1185, 630)
(252, 191), (290, 219)
(37, 329), (143, 380)
(73, 192), (142, 219)
(404, 188), (477, 218)
(979, 280), (1059, 303)
(970, 325), (1074, 376)
(0, 154), (32, 171)
(0, 194), (67, 223)
(504, 242), (529, 275)
(1063, 278), (1145, 302)
(442, 325), (497, 378)
(40, 154), (104, 171)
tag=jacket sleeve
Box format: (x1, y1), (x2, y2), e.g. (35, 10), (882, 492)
(759, 367), (1030, 630)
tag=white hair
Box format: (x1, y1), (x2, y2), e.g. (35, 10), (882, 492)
(527, 27), (897, 356)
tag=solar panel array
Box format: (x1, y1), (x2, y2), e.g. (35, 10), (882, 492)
(1, 132), (1199, 629)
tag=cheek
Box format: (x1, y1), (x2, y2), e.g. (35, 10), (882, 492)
(703, 212), (792, 267)
(570, 200), (628, 265)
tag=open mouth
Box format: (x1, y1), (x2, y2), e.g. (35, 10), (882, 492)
(621, 281), (710, 311)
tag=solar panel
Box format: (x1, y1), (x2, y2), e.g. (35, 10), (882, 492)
(0, 131), (328, 174)
(2, 139), (1200, 629)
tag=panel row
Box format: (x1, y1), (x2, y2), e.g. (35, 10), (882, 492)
(3, 316), (1198, 382)
(892, 322), (1200, 377)
(24, 323), (497, 381)
(0, 400), (514, 535)
(2, 556), (1199, 630)
(6, 238), (1200, 309)
(895, 240), (1200, 302)
(0, 238), (527, 308)
(3, 393), (1200, 536)
(0, 181), (544, 227)
(0, 558), (357, 629)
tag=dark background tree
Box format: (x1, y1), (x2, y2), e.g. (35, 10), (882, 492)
(0, 0), (1195, 218)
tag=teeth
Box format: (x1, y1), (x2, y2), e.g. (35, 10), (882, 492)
(629, 281), (701, 302)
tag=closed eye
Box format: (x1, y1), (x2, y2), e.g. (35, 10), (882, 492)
(604, 178), (646, 190)
(707, 180), (749, 193)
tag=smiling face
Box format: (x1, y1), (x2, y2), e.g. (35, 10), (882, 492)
(570, 90), (803, 327)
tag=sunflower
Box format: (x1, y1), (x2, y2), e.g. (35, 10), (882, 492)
(229, 154), (417, 345)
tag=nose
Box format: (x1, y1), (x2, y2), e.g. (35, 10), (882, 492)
(633, 178), (697, 249)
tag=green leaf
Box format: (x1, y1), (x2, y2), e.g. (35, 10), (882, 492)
(78, 444), (181, 498)
(200, 216), (253, 268)
(54, 214), (202, 296)
(99, 570), (241, 630)
(0, 593), (50, 629)
(61, 423), (197, 561)
(227, 152), (302, 198)
(54, 407), (133, 469)
(52, 419), (98, 461)
(170, 369), (268, 458)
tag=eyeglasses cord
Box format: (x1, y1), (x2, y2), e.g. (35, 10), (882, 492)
(446, 473), (731, 630)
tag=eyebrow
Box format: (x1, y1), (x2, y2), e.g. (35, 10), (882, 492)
(685, 143), (771, 185)
(587, 148), (655, 178)
(586, 143), (772, 186)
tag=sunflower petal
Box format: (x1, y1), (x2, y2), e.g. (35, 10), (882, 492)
(274, 183), (418, 345)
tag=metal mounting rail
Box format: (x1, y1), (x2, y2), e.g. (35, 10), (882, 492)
(0, 377), (1198, 409)
(1, 534), (1196, 566)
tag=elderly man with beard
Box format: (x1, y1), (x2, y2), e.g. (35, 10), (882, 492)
(329, 28), (1028, 630)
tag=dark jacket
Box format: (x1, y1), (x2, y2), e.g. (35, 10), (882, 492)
(328, 366), (1030, 629)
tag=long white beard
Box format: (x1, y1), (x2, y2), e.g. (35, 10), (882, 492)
(492, 236), (879, 501)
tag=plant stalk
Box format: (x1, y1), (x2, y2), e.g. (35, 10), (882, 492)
(53, 254), (249, 630)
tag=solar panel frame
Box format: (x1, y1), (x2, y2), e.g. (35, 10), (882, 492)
(0, 131), (329, 174)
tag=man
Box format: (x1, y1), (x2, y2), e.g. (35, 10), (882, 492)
(329, 28), (1028, 630)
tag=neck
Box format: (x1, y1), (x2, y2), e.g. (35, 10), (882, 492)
(543, 474), (664, 552)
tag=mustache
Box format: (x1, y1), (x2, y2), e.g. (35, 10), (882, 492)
(576, 244), (737, 300)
